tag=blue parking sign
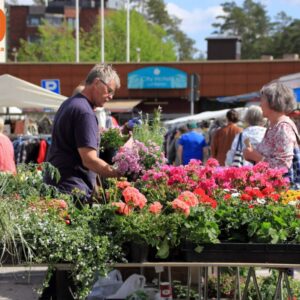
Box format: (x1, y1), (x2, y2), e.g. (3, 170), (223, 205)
(41, 79), (60, 94)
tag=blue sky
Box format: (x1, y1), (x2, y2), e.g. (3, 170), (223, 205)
(164, 0), (300, 56)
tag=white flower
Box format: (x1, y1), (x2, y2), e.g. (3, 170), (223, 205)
(256, 198), (266, 205)
(231, 193), (240, 197)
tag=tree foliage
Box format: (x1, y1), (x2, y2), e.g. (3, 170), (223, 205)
(144, 0), (197, 60)
(212, 0), (300, 59)
(18, 10), (176, 62)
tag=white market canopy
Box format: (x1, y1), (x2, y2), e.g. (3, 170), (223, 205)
(163, 107), (246, 127)
(0, 74), (67, 110)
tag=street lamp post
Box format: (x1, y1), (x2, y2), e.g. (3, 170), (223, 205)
(101, 0), (105, 63)
(126, 0), (130, 62)
(136, 47), (140, 62)
(12, 47), (18, 62)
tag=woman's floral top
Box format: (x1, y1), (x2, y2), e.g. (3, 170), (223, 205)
(226, 125), (266, 166)
(256, 116), (298, 169)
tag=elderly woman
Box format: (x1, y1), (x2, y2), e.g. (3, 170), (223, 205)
(226, 105), (266, 166)
(243, 82), (298, 170)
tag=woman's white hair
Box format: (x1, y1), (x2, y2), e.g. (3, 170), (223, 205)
(260, 82), (296, 113)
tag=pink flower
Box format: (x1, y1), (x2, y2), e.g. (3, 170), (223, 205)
(149, 202), (163, 214)
(171, 199), (190, 216)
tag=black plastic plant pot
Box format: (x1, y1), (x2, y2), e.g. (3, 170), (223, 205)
(181, 242), (300, 263)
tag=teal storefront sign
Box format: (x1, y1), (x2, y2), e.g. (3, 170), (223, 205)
(128, 66), (187, 89)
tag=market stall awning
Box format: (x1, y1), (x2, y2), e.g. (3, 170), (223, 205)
(104, 99), (142, 113)
(216, 92), (260, 104)
(0, 74), (67, 109)
(163, 107), (246, 127)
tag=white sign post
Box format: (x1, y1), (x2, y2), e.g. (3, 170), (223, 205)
(0, 0), (6, 63)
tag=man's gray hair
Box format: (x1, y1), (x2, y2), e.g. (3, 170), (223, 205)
(260, 82), (296, 113)
(244, 105), (265, 126)
(85, 64), (121, 89)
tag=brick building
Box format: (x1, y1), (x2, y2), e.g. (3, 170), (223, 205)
(7, 0), (111, 59)
(1, 60), (300, 120)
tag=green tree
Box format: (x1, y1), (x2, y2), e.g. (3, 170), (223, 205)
(212, 0), (272, 59)
(18, 21), (76, 62)
(268, 19), (300, 58)
(18, 10), (176, 62)
(143, 0), (197, 60)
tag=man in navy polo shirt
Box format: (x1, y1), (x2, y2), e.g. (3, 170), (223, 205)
(45, 64), (120, 203)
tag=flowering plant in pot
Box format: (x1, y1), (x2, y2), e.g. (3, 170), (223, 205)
(112, 140), (167, 181)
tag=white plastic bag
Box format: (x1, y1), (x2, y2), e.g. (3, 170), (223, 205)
(107, 274), (146, 299)
(87, 270), (123, 300)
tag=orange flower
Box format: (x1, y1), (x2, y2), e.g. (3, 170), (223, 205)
(149, 202), (163, 214)
(171, 199), (190, 216)
(178, 191), (198, 207)
(122, 186), (147, 209)
(112, 201), (132, 215)
(117, 181), (131, 189)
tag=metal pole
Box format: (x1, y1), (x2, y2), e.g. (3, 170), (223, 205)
(190, 74), (194, 115)
(126, 0), (130, 62)
(101, 0), (105, 63)
(75, 0), (79, 62)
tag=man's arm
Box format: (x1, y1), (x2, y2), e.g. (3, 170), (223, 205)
(177, 144), (183, 165)
(78, 147), (119, 177)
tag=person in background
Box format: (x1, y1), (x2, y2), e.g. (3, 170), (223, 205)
(177, 122), (207, 165)
(0, 117), (16, 174)
(45, 64), (120, 204)
(244, 82), (298, 170)
(211, 109), (242, 166)
(226, 106), (266, 166)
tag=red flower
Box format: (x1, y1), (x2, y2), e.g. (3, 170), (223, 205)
(241, 194), (252, 202)
(224, 194), (231, 200)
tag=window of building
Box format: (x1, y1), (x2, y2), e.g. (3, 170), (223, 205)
(27, 16), (42, 27)
(67, 17), (75, 29)
(45, 14), (64, 27)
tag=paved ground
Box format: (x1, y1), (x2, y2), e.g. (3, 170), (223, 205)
(0, 267), (47, 300)
(0, 267), (299, 300)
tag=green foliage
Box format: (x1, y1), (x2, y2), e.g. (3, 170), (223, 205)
(132, 107), (165, 149)
(212, 0), (300, 59)
(173, 280), (199, 299)
(18, 21), (76, 62)
(100, 128), (129, 150)
(19, 10), (177, 62)
(215, 198), (300, 244)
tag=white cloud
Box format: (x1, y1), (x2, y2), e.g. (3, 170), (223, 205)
(166, 3), (224, 35)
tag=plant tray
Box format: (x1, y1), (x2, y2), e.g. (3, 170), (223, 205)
(181, 243), (300, 263)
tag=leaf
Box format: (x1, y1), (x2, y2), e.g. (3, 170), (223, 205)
(156, 238), (169, 259)
(194, 245), (204, 254)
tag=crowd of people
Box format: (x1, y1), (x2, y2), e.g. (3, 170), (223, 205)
(166, 82), (299, 186)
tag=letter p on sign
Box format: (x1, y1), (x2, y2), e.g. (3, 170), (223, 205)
(0, 9), (5, 42)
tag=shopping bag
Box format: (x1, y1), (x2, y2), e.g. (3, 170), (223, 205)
(283, 122), (300, 188)
(87, 270), (123, 300)
(231, 133), (244, 167)
(106, 274), (146, 299)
